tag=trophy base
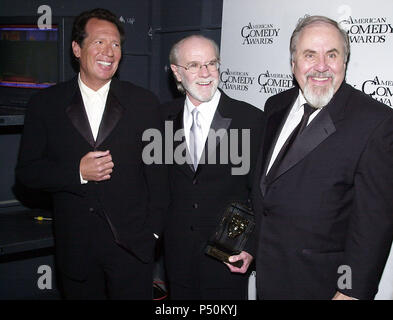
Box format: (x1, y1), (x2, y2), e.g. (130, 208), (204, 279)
(205, 245), (243, 268)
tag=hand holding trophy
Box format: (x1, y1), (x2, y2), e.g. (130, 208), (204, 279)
(205, 201), (255, 268)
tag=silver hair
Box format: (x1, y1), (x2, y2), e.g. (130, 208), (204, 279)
(290, 15), (350, 64)
(169, 35), (220, 94)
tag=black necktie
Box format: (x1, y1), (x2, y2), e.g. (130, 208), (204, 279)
(266, 103), (316, 180)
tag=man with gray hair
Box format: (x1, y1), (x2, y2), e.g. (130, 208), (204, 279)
(161, 34), (264, 299)
(252, 15), (393, 299)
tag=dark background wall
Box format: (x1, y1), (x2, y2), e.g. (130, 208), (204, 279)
(0, 0), (223, 102)
(0, 0), (223, 204)
(0, 0), (223, 208)
(0, 0), (223, 299)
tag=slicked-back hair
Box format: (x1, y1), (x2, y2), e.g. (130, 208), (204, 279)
(71, 8), (125, 47)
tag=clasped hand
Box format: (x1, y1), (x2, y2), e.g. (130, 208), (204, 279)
(80, 150), (114, 181)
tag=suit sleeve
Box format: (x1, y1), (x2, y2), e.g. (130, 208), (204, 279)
(15, 93), (83, 195)
(340, 114), (393, 299)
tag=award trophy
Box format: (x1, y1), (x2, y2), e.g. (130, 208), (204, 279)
(205, 201), (255, 268)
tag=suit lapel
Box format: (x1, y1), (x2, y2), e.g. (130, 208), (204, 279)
(95, 90), (124, 148)
(199, 94), (232, 170)
(263, 82), (350, 188)
(170, 105), (195, 178)
(170, 92), (233, 177)
(65, 86), (95, 148)
(66, 79), (125, 149)
(266, 109), (336, 185)
(259, 89), (297, 196)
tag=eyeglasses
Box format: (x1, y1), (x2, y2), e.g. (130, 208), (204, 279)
(174, 60), (220, 74)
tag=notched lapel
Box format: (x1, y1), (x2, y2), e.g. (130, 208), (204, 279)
(65, 89), (95, 147)
(95, 92), (124, 148)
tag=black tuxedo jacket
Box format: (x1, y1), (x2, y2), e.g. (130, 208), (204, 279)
(161, 90), (264, 289)
(16, 77), (170, 280)
(252, 83), (393, 299)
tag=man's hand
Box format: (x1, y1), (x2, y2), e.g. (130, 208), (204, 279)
(225, 251), (253, 274)
(332, 291), (356, 300)
(80, 150), (114, 181)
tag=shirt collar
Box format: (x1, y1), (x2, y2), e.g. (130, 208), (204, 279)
(78, 73), (111, 100)
(185, 89), (221, 117)
(293, 89), (308, 112)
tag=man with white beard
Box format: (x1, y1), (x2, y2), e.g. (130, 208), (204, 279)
(161, 35), (264, 299)
(252, 15), (393, 300)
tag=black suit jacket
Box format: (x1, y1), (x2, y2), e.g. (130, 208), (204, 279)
(161, 90), (264, 289)
(252, 83), (393, 299)
(16, 77), (170, 280)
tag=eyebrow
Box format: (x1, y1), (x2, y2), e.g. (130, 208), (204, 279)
(326, 48), (340, 55)
(91, 35), (120, 41)
(302, 48), (340, 55)
(302, 49), (316, 55)
(185, 59), (217, 64)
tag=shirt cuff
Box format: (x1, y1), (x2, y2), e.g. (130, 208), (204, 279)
(80, 172), (88, 184)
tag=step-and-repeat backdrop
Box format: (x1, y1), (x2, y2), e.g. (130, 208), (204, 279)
(220, 0), (393, 300)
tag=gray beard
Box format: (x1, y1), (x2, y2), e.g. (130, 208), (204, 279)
(183, 79), (218, 104)
(303, 82), (335, 109)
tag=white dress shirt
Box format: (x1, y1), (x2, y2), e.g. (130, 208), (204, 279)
(78, 74), (111, 140)
(78, 74), (111, 184)
(266, 90), (321, 174)
(183, 90), (221, 164)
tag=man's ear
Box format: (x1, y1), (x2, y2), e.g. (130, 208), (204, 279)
(72, 41), (81, 58)
(170, 64), (182, 82)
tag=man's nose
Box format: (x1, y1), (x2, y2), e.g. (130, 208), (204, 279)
(314, 55), (329, 72)
(198, 64), (210, 77)
(103, 43), (114, 57)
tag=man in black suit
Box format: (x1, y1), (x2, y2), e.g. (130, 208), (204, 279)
(253, 15), (393, 300)
(161, 35), (264, 299)
(16, 8), (169, 299)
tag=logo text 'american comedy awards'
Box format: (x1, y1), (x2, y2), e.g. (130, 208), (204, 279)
(220, 69), (255, 91)
(340, 16), (393, 44)
(241, 22), (280, 45)
(362, 76), (393, 107)
(258, 70), (293, 95)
